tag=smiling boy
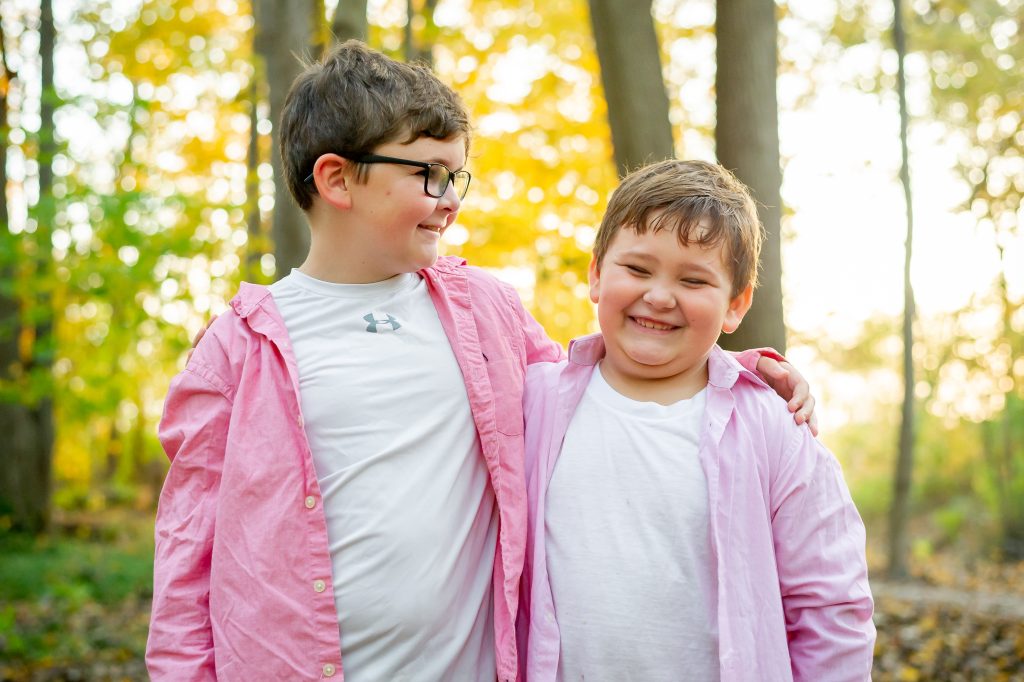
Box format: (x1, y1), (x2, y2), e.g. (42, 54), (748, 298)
(589, 222), (754, 404)
(520, 160), (875, 681)
(147, 41), (564, 681)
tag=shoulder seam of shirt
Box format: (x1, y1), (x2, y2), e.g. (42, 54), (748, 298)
(233, 282), (273, 317)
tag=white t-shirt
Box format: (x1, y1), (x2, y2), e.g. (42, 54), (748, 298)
(270, 269), (497, 682)
(544, 363), (720, 682)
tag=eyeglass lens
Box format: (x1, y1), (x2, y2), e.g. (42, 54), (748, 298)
(426, 165), (470, 199)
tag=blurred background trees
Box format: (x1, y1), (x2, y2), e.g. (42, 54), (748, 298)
(1, 0), (1021, 560)
(830, 0), (1023, 563)
(1, 0), (1023, 673)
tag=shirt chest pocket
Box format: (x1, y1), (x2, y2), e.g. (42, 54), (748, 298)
(478, 334), (525, 436)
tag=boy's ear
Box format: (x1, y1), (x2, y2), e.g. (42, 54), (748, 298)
(587, 256), (601, 303)
(722, 284), (753, 334)
(312, 154), (353, 210)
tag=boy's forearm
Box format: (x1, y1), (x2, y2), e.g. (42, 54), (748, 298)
(517, 299), (565, 364)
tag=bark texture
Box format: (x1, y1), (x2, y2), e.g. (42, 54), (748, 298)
(587, 0), (674, 177)
(715, 0), (786, 354)
(0, 0), (55, 534)
(253, 0), (318, 277)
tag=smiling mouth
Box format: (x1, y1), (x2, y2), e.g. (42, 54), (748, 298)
(419, 224), (444, 234)
(632, 316), (678, 331)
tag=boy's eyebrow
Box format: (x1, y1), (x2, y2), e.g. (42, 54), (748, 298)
(429, 157), (466, 170)
(616, 249), (656, 261)
(616, 249), (721, 274)
(406, 150), (465, 167)
(391, 156), (464, 171)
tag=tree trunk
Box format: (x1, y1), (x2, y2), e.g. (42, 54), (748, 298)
(887, 0), (916, 580)
(404, 0), (439, 67)
(0, 17), (27, 529)
(245, 55), (264, 281)
(586, 0), (674, 177)
(253, 0), (318, 277)
(714, 0), (786, 354)
(994, 249), (1023, 560)
(331, 0), (368, 43)
(0, 1), (55, 534)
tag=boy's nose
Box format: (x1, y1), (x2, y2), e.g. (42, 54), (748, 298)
(437, 181), (461, 212)
(643, 285), (676, 309)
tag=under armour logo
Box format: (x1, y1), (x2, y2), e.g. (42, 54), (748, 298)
(363, 311), (401, 333)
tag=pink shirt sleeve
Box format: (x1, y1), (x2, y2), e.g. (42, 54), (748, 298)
(770, 428), (876, 681)
(147, 360), (232, 681)
(515, 299), (564, 365)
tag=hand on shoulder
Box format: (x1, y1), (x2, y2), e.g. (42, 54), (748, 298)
(186, 314), (218, 364)
(754, 355), (819, 437)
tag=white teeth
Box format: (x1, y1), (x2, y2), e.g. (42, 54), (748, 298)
(635, 317), (673, 331)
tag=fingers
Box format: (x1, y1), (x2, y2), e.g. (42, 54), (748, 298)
(785, 371), (809, 414)
(792, 392), (816, 426)
(757, 355), (820, 435)
(186, 314), (218, 363)
(779, 361), (818, 434)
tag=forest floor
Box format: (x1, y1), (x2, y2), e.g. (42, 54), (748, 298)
(1, 512), (1022, 681)
(868, 548), (1024, 681)
(871, 579), (1024, 681)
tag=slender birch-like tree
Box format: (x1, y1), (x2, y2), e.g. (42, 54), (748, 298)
(887, 0), (917, 579)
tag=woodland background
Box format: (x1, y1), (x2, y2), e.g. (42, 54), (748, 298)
(1, 0), (1023, 679)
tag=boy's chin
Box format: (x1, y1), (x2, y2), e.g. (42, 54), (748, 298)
(620, 343), (686, 369)
(620, 350), (706, 382)
(409, 250), (440, 273)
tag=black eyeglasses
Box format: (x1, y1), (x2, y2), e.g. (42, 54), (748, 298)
(304, 154), (471, 200)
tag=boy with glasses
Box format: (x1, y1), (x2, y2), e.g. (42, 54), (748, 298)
(147, 41), (817, 681)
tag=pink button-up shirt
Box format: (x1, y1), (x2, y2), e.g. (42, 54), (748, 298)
(147, 257), (563, 681)
(519, 334), (875, 682)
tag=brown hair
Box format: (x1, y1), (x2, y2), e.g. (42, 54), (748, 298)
(593, 159), (763, 296)
(280, 40), (472, 211)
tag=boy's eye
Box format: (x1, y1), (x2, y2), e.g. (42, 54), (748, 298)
(624, 264), (649, 275)
(683, 278), (708, 286)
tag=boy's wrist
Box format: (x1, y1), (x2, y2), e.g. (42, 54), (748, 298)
(757, 348), (786, 364)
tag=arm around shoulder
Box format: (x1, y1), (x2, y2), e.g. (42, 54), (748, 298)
(770, 427), (876, 681)
(509, 287), (564, 364)
(732, 347), (819, 435)
(147, 352), (234, 681)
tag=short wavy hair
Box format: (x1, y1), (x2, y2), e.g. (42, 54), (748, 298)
(593, 159), (763, 297)
(280, 40), (472, 211)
